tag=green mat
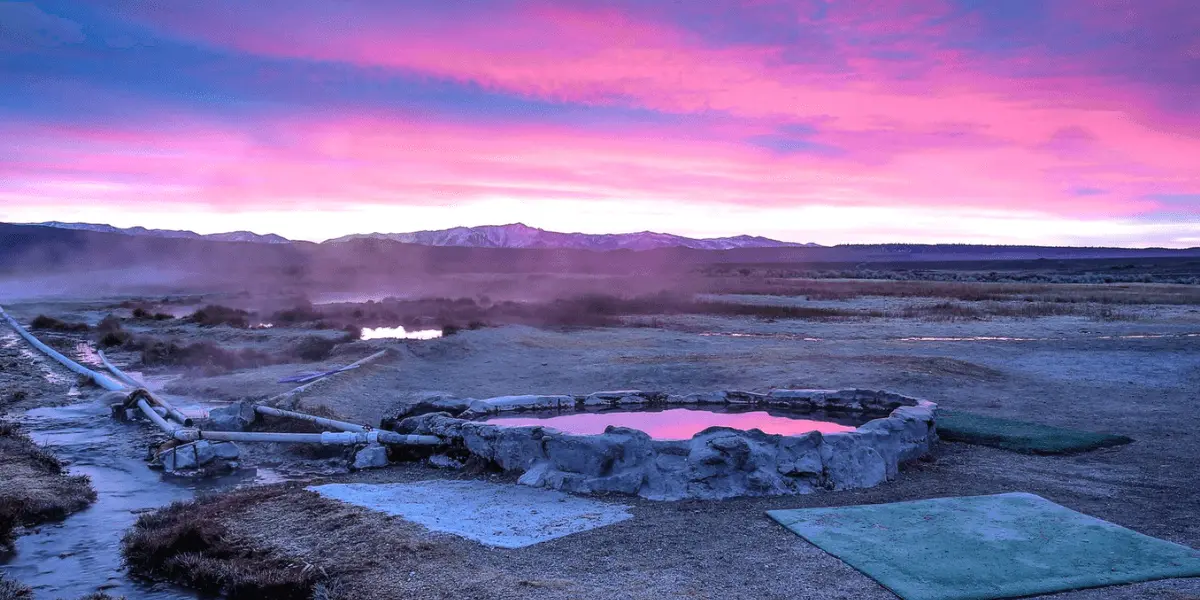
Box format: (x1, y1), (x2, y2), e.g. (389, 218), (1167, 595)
(937, 410), (1133, 454)
(768, 493), (1200, 600)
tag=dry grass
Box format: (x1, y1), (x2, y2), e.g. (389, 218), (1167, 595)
(123, 484), (464, 600)
(895, 301), (1140, 322)
(0, 420), (96, 548)
(0, 573), (31, 600)
(706, 278), (1200, 305)
(93, 319), (347, 373)
(305, 293), (863, 332)
(122, 486), (328, 599)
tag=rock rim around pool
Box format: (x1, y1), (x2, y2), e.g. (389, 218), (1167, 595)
(394, 389), (938, 501)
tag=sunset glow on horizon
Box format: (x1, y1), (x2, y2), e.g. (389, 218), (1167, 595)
(2, 1), (1198, 246)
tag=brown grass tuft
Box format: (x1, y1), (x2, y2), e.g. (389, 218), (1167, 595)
(29, 315), (90, 332)
(0, 573), (32, 600)
(121, 487), (326, 600)
(0, 421), (96, 547)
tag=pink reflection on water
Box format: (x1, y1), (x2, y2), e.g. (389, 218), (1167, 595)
(486, 408), (856, 440)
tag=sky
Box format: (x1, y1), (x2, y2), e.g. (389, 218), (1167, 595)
(1, 0), (1198, 246)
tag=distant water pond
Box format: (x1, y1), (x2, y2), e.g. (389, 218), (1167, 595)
(359, 326), (443, 341)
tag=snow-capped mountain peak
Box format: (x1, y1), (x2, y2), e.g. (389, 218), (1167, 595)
(327, 223), (817, 250)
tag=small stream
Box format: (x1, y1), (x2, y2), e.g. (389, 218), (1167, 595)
(0, 398), (287, 599)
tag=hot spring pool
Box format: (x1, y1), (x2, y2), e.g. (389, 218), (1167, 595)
(483, 407), (860, 439)
(401, 389), (938, 501)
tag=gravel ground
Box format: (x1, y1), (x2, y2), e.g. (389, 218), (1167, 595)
(3, 296), (1200, 599)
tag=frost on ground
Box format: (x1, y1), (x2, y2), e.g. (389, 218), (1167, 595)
(307, 480), (633, 548)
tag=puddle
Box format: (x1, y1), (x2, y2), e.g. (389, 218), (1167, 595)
(8, 342), (72, 386)
(0, 400), (294, 599)
(360, 326), (443, 341)
(73, 343), (103, 368)
(484, 407), (861, 440)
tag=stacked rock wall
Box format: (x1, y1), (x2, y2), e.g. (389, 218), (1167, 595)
(396, 389), (937, 501)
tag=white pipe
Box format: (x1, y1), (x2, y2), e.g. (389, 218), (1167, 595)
(266, 349), (389, 405)
(252, 404), (367, 432)
(126, 388), (193, 427)
(193, 430), (441, 446)
(137, 398), (182, 435)
(135, 406), (442, 446)
(96, 351), (196, 426)
(0, 306), (126, 392)
(376, 431), (443, 446)
(97, 349), (143, 387)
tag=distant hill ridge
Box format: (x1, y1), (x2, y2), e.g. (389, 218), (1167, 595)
(10, 222), (1198, 256)
(32, 221), (291, 244)
(326, 223), (821, 250)
(28, 221), (817, 250)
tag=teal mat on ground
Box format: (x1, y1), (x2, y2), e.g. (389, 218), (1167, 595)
(768, 492), (1200, 600)
(937, 410), (1132, 454)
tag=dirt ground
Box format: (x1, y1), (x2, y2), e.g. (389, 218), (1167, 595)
(2, 292), (1199, 599)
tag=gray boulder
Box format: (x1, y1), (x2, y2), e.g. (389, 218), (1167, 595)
(206, 402), (257, 431)
(353, 445), (389, 470)
(380, 392), (471, 428)
(159, 441), (240, 472)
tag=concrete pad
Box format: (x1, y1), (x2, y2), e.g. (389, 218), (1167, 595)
(307, 479), (633, 548)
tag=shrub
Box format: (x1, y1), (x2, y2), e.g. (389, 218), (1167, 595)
(288, 336), (337, 362)
(187, 305), (250, 328)
(269, 304), (323, 325)
(338, 325), (362, 343)
(136, 338), (273, 372)
(96, 315), (133, 347)
(96, 314), (122, 332)
(29, 315), (89, 332)
(99, 330), (133, 348)
(130, 307), (172, 321)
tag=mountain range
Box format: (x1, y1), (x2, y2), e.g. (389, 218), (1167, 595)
(28, 222), (817, 250)
(32, 222), (290, 244)
(326, 223), (820, 250)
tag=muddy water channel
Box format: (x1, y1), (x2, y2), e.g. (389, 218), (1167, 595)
(0, 397), (286, 599)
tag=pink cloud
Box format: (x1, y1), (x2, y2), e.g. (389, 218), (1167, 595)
(108, 1), (1198, 213)
(3, 106), (1175, 223)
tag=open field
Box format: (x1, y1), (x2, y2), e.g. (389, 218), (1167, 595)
(1, 267), (1198, 599)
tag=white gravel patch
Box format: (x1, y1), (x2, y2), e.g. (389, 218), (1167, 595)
(307, 480), (633, 548)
